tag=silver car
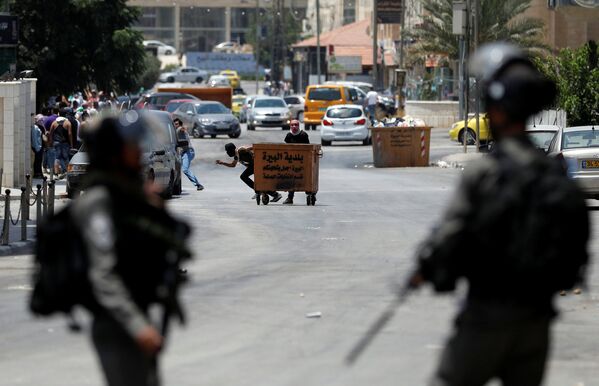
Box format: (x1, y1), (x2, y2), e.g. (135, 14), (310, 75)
(547, 125), (599, 198)
(320, 104), (370, 146)
(525, 124), (559, 152)
(247, 96), (292, 131)
(283, 95), (305, 122)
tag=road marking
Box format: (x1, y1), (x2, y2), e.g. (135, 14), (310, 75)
(6, 285), (32, 291)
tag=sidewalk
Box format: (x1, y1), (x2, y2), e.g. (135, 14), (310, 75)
(436, 151), (486, 169)
(0, 177), (69, 256)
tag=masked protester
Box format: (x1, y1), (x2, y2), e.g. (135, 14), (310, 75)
(282, 119), (312, 204)
(410, 43), (589, 386)
(73, 111), (191, 386)
(215, 143), (282, 202)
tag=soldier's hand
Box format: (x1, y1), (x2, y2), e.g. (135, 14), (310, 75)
(408, 272), (424, 289)
(135, 325), (163, 356)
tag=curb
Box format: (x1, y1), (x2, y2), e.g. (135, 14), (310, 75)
(0, 240), (34, 257)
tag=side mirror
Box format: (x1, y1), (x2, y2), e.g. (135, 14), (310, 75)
(186, 111), (193, 115)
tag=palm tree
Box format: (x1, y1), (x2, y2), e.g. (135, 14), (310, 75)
(408, 0), (547, 62)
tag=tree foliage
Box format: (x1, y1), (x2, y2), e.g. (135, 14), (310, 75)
(409, 0), (547, 63)
(12, 0), (146, 103)
(535, 41), (599, 126)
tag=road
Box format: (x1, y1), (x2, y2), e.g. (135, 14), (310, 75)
(0, 125), (598, 386)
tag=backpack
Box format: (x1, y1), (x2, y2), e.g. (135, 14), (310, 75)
(29, 204), (96, 318)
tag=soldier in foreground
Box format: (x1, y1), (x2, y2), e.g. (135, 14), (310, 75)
(73, 112), (190, 385)
(411, 43), (589, 386)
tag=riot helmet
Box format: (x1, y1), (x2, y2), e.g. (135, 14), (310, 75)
(470, 42), (556, 130)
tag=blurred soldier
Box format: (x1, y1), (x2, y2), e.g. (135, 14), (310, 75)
(73, 111), (190, 386)
(283, 120), (311, 205)
(216, 143), (282, 202)
(411, 43), (589, 386)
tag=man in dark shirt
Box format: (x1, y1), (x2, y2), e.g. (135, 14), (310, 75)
(283, 120), (310, 204)
(216, 143), (281, 202)
(410, 43), (589, 386)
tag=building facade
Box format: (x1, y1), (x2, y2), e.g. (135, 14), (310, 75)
(128, 0), (308, 53)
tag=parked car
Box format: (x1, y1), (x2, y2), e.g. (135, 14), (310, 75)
(66, 110), (183, 198)
(232, 94), (246, 119)
(143, 40), (176, 56)
(240, 94), (258, 123)
(219, 70), (241, 88)
(159, 67), (208, 83)
(547, 125), (599, 199)
(525, 124), (560, 152)
(134, 92), (199, 111)
(213, 41), (240, 53)
(173, 101), (241, 139)
(283, 95), (305, 122)
(304, 84), (352, 131)
(208, 75), (232, 88)
(320, 105), (370, 146)
(165, 98), (196, 116)
(449, 113), (492, 145)
(247, 96), (292, 131)
(325, 80), (374, 93)
(347, 86), (367, 107)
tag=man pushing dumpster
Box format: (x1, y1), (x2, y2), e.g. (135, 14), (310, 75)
(216, 143), (282, 202)
(282, 119), (315, 205)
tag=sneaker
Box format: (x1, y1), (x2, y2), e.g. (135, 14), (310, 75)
(251, 194), (257, 200)
(196, 184), (204, 191)
(271, 192), (282, 202)
(283, 197), (293, 205)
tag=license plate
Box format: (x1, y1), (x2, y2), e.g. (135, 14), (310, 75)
(582, 160), (599, 169)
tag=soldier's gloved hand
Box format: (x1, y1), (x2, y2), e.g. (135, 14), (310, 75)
(135, 325), (163, 356)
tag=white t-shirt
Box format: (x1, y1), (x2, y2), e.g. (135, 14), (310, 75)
(366, 91), (378, 106)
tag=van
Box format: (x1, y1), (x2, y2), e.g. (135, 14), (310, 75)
(304, 85), (351, 130)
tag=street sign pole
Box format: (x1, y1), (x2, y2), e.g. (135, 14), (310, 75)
(372, 4), (378, 88)
(255, 0), (260, 94)
(316, 0), (321, 84)
(474, 0), (481, 152)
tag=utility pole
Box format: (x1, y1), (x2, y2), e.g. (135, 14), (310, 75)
(463, 0), (470, 154)
(474, 0), (480, 152)
(372, 2), (378, 88)
(255, 0), (260, 94)
(399, 0), (406, 69)
(316, 0), (321, 84)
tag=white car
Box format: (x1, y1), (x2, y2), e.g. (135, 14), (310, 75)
(159, 67), (208, 83)
(208, 75), (232, 88)
(547, 125), (599, 198)
(247, 96), (291, 131)
(321, 105), (370, 146)
(525, 124), (559, 152)
(143, 40), (176, 56)
(213, 41), (240, 53)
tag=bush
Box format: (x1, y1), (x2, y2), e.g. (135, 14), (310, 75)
(137, 54), (161, 90)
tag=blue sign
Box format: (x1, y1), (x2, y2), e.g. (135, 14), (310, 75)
(186, 52), (264, 75)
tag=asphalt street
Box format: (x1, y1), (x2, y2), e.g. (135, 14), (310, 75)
(0, 125), (598, 386)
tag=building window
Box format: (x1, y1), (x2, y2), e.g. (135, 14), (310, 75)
(181, 7), (225, 29)
(231, 8), (256, 29)
(343, 0), (355, 25)
(182, 30), (226, 52)
(133, 6), (174, 29)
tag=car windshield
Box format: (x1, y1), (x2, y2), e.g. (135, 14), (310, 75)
(563, 130), (599, 149)
(196, 104), (228, 114)
(166, 101), (185, 113)
(327, 107), (362, 118)
(308, 88), (341, 101)
(150, 95), (178, 106)
(254, 99), (285, 108)
(527, 131), (556, 151)
(284, 97), (300, 104)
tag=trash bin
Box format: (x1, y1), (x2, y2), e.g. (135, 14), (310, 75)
(370, 126), (431, 167)
(253, 143), (322, 205)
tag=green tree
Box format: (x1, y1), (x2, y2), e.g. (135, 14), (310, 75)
(409, 0), (547, 62)
(136, 53), (161, 91)
(12, 0), (146, 104)
(535, 41), (599, 126)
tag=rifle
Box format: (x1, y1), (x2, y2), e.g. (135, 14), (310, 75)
(345, 274), (418, 366)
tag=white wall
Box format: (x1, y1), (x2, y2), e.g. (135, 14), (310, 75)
(0, 79), (37, 188)
(405, 101), (459, 128)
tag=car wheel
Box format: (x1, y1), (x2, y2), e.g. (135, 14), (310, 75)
(210, 134), (217, 138)
(167, 76), (175, 83)
(228, 131), (241, 138)
(192, 125), (200, 138)
(247, 124), (254, 131)
(362, 136), (371, 146)
(297, 111), (304, 123)
(196, 77), (203, 83)
(459, 129), (476, 146)
(67, 187), (80, 199)
(321, 139), (332, 146)
(162, 171), (174, 199)
(173, 173), (182, 195)
(165, 50), (173, 55)
(282, 125), (290, 131)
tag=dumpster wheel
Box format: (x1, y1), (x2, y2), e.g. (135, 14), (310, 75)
(262, 193), (270, 205)
(307, 193), (316, 206)
(256, 193), (261, 205)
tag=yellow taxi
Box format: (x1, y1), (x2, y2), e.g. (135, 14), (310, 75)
(231, 94), (246, 118)
(449, 113), (492, 144)
(303, 84), (351, 130)
(219, 70), (240, 88)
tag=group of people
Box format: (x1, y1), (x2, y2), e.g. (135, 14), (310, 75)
(30, 43), (590, 386)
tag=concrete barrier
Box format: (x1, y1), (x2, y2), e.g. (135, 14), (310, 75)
(405, 101), (459, 128)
